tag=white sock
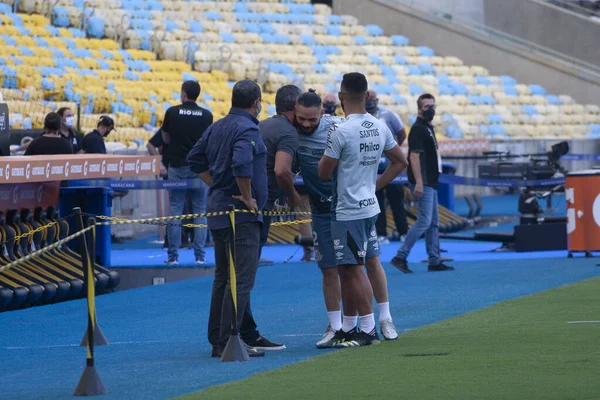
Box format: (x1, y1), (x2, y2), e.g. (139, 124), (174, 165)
(342, 314), (358, 332)
(378, 302), (392, 322)
(328, 310), (342, 332)
(359, 313), (376, 334)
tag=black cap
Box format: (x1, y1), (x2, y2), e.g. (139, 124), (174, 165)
(44, 112), (61, 132)
(98, 115), (116, 131)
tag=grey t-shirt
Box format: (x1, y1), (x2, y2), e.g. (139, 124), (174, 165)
(258, 115), (299, 205)
(375, 108), (404, 137)
(297, 114), (344, 213)
(324, 113), (397, 221)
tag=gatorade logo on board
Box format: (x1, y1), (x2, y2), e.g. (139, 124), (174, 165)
(101, 160), (106, 176)
(152, 159), (156, 173)
(119, 160), (124, 175)
(83, 161), (89, 177)
(64, 162), (70, 178)
(135, 159), (140, 174)
(46, 162), (50, 179)
(25, 163), (30, 180)
(5, 163), (9, 181)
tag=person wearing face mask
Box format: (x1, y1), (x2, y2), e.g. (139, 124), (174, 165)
(322, 93), (339, 116)
(82, 115), (115, 154)
(57, 107), (84, 153)
(390, 93), (454, 273)
(365, 90), (409, 246)
(188, 79), (284, 358)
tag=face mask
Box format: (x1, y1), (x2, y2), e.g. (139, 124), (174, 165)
(365, 100), (377, 113)
(255, 101), (262, 118)
(65, 116), (75, 128)
(423, 107), (436, 121)
(323, 103), (337, 115)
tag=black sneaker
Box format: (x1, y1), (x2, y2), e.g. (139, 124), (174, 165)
(165, 258), (178, 266)
(245, 336), (286, 351)
(428, 263), (455, 272)
(317, 328), (347, 349)
(211, 344), (265, 358)
(391, 257), (413, 274)
(336, 327), (380, 348)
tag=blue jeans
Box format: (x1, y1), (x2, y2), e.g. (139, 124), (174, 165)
(396, 186), (440, 265)
(167, 166), (208, 260)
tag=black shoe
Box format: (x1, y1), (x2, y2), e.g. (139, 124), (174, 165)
(336, 327), (380, 348)
(211, 344), (265, 358)
(245, 336), (286, 351)
(391, 257), (413, 274)
(428, 263), (455, 272)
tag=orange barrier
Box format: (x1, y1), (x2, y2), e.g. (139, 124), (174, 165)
(0, 155), (161, 184)
(566, 170), (600, 255)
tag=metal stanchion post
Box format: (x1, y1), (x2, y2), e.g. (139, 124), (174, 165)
(74, 208), (107, 396)
(80, 216), (109, 346)
(221, 205), (249, 362)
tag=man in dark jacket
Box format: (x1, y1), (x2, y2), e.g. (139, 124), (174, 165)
(188, 79), (285, 358)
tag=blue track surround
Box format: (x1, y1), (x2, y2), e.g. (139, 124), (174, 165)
(0, 240), (599, 400)
(69, 174), (566, 190)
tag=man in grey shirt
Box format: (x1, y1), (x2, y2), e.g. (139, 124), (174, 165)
(366, 89), (409, 245)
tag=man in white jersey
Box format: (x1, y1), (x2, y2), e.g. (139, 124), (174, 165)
(318, 73), (408, 347)
(296, 89), (403, 347)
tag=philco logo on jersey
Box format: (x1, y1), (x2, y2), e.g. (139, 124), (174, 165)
(361, 121), (374, 129)
(180, 109), (203, 116)
(358, 197), (376, 208)
(359, 142), (380, 153)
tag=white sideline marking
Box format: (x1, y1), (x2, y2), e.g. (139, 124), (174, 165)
(1, 340), (166, 350)
(567, 321), (600, 324)
(282, 334), (321, 337)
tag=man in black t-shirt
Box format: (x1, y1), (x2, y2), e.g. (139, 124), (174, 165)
(390, 94), (454, 273)
(161, 80), (213, 265)
(83, 116), (114, 154)
(25, 112), (73, 156)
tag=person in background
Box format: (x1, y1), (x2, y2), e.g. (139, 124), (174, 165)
(57, 107), (84, 153)
(365, 89), (409, 245)
(24, 112), (73, 156)
(147, 129), (196, 250)
(82, 116), (115, 154)
(390, 93), (454, 273)
(188, 79), (284, 357)
(161, 80), (213, 265)
(258, 85), (311, 260)
(322, 93), (339, 116)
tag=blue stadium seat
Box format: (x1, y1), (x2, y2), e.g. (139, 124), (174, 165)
(0, 3), (11, 13)
(521, 105), (538, 116)
(243, 23), (260, 34)
(546, 95), (562, 105)
(300, 34), (316, 45)
(45, 25), (60, 36)
(68, 28), (86, 38)
(392, 95), (407, 104)
(390, 35), (409, 46)
(500, 75), (517, 85)
(417, 46), (435, 57)
(438, 84), (454, 95)
(480, 95), (496, 105)
(528, 84), (546, 96)
(353, 36), (368, 45)
(164, 20), (178, 32)
(418, 63), (434, 74)
(393, 55), (407, 64)
(72, 48), (94, 58)
(220, 33), (236, 43)
(408, 83), (424, 95)
(328, 14), (342, 24)
(490, 125), (506, 137)
(407, 65), (421, 75)
(326, 25), (342, 36)
(52, 6), (70, 28)
(476, 76), (491, 85)
(365, 24), (384, 36)
(1, 66), (17, 88)
(205, 11), (222, 21)
(451, 82), (468, 95)
(87, 16), (105, 38)
(369, 55), (384, 65)
(259, 23), (275, 34)
(188, 21), (204, 33)
(313, 63), (326, 73)
(504, 86), (518, 96)
(468, 96), (482, 105)
(233, 2), (249, 13)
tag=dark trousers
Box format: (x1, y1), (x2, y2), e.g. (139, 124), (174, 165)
(208, 222), (261, 349)
(376, 184), (408, 237)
